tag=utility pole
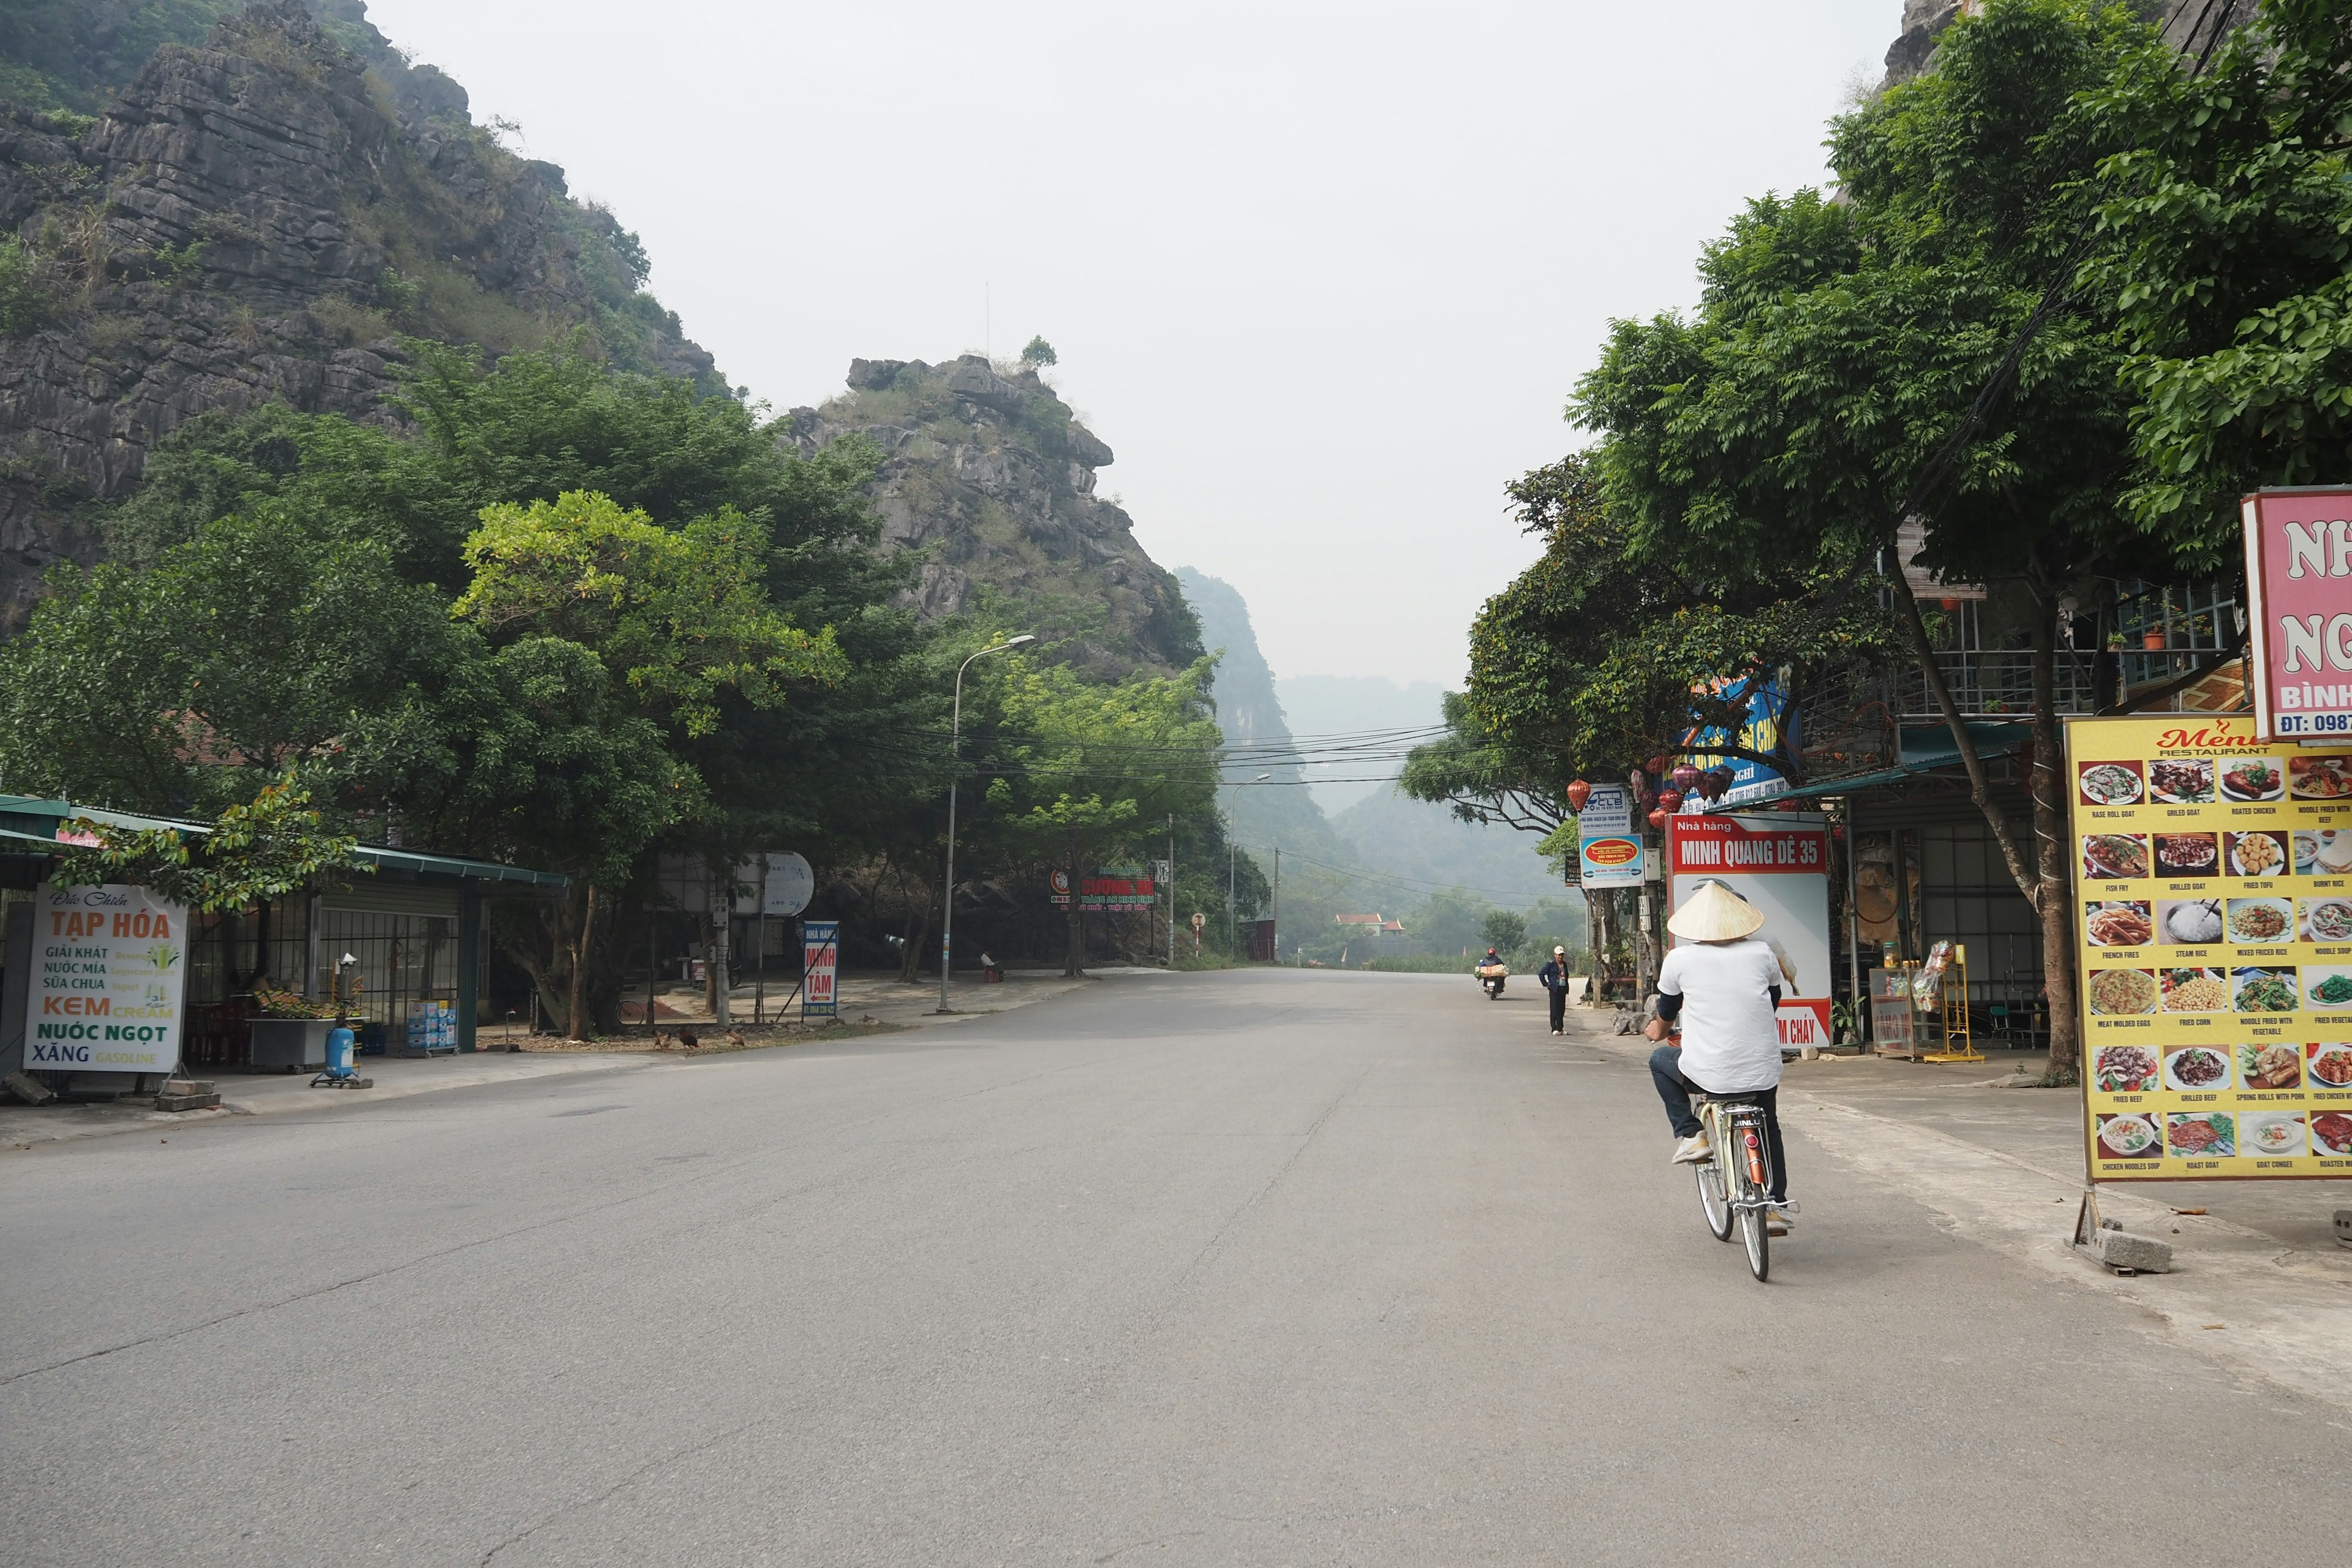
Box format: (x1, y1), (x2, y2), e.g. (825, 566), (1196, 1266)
(939, 633), (1035, 1014)
(1273, 846), (1281, 964)
(1166, 813), (1175, 968)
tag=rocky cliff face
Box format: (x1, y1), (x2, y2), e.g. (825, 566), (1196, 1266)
(0, 1), (718, 628)
(1880, 0), (2258, 88)
(785, 356), (1204, 679)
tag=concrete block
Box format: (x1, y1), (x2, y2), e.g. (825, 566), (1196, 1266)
(2334, 1210), (2351, 1250)
(2089, 1228), (2174, 1273)
(4, 1071), (55, 1106)
(154, 1089), (221, 1112)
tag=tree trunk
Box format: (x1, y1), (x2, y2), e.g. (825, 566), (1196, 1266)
(707, 872), (732, 1028)
(2029, 589), (2079, 1080)
(566, 883), (598, 1041)
(898, 900), (931, 984)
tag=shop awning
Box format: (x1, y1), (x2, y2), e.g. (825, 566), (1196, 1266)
(1726, 734), (2027, 806)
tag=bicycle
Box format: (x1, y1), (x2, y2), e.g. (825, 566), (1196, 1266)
(1691, 1090), (1776, 1281)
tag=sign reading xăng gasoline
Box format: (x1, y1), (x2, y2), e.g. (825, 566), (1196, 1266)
(24, 883), (187, 1073)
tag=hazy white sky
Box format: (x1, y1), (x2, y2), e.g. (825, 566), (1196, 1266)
(366, 1), (1898, 688)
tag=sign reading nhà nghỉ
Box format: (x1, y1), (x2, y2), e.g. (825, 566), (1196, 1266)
(23, 883), (187, 1073)
(2242, 487), (2352, 741)
(801, 919), (839, 1019)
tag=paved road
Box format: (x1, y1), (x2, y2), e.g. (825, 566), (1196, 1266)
(2, 971), (2341, 1565)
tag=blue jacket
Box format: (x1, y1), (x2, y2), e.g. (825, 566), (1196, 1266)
(1539, 960), (1572, 994)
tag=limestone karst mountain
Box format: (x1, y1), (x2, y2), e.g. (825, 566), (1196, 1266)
(784, 356), (1204, 680)
(0, 1), (717, 626)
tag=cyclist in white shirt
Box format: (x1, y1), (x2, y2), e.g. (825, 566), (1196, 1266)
(1643, 880), (1796, 1231)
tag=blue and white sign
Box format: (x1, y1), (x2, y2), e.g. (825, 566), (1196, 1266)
(1684, 672), (1798, 805)
(1577, 785), (1643, 888)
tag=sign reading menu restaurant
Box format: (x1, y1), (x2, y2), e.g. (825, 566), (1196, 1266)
(23, 882), (187, 1073)
(2067, 713), (2352, 1180)
(2242, 485), (2352, 741)
(1665, 812), (1833, 1049)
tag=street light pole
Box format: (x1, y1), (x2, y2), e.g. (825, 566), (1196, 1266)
(940, 634), (1034, 1014)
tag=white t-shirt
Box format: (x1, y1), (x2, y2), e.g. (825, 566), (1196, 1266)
(1656, 937), (1784, 1093)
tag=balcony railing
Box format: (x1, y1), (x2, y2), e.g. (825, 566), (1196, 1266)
(1895, 650), (2101, 720)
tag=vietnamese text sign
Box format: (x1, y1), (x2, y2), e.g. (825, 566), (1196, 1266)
(734, 851), (815, 917)
(801, 919), (839, 1019)
(2067, 712), (2352, 1181)
(24, 883), (187, 1072)
(1666, 813), (1831, 1048)
(1049, 866), (1158, 910)
(2242, 486), (2352, 741)
(1682, 671), (1797, 805)
(1578, 785), (1642, 888)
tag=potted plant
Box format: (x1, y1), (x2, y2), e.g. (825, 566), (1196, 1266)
(248, 987), (338, 1072)
(2142, 629), (2168, 650)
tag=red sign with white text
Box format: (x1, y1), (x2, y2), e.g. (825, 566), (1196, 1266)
(2242, 486), (2352, 741)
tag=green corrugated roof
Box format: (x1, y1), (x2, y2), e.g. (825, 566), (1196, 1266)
(0, 795), (568, 888)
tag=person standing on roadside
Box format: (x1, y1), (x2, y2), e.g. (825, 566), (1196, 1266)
(1538, 944), (1573, 1035)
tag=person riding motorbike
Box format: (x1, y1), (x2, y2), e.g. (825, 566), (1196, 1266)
(1475, 946), (1507, 998)
(1643, 880), (1796, 1234)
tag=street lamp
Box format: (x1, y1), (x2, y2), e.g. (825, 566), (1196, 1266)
(1229, 773), (1271, 959)
(940, 634), (1035, 1013)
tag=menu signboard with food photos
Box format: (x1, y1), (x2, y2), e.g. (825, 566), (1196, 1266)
(2068, 713), (2352, 1182)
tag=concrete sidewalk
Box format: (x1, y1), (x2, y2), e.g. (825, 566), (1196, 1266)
(1555, 1001), (2352, 1412)
(1, 967), (1116, 1156)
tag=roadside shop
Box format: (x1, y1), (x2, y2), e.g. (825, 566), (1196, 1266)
(0, 793), (567, 1087)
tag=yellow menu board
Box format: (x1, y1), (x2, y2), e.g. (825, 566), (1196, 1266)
(2067, 713), (2352, 1181)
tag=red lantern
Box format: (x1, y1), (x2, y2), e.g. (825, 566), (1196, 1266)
(1566, 778), (1592, 812)
(1671, 762), (1700, 793)
(1657, 790), (1684, 814)
(1648, 807), (1667, 828)
(1646, 754), (1670, 778)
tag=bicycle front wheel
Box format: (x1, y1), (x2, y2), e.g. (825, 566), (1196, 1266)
(1740, 1204), (1771, 1281)
(1695, 1157), (1732, 1240)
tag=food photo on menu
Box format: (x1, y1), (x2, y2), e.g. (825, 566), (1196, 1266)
(2305, 967), (2352, 1009)
(2238, 1042), (2302, 1090)
(2225, 831), (2290, 879)
(2160, 967), (2228, 1012)
(2234, 967), (2298, 1012)
(2078, 761), (2144, 805)
(2220, 758), (2285, 802)
(2313, 1109), (2352, 1156)
(2288, 754), (2352, 800)
(2082, 834), (2150, 880)
(2225, 897), (2293, 944)
(2154, 832), (2219, 876)
(2295, 829), (2352, 876)
(2096, 1112), (2160, 1159)
(2310, 1043), (2352, 1090)
(2092, 1044), (2161, 1094)
(2084, 900), (2152, 948)
(2242, 1110), (2307, 1156)
(2167, 1111), (2237, 1158)
(2149, 758), (2215, 804)
(2088, 967), (2158, 1016)
(2301, 894), (2352, 942)
(2163, 1043), (2234, 1091)
(2158, 897), (2223, 944)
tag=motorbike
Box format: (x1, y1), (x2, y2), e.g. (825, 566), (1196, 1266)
(1475, 962), (1507, 1000)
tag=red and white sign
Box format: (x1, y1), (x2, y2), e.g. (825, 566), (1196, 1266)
(801, 919), (839, 1018)
(1666, 813), (1833, 1047)
(2243, 486), (2352, 741)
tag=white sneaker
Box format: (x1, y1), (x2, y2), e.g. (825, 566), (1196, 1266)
(1672, 1134), (1713, 1164)
(1766, 1205), (1796, 1236)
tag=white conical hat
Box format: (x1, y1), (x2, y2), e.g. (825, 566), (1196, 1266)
(1667, 880), (1765, 942)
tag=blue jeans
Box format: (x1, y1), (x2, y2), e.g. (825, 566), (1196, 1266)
(1648, 1045), (1788, 1202)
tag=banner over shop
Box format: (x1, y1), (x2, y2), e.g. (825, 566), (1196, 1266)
(24, 883), (187, 1073)
(2068, 713), (2352, 1181)
(1577, 784), (1642, 889)
(2242, 486), (2352, 741)
(1665, 813), (1831, 1049)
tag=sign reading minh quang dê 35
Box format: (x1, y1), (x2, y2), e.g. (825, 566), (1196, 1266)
(24, 883), (188, 1073)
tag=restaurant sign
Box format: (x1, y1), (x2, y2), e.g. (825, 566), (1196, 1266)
(2067, 712), (2352, 1181)
(23, 883), (187, 1074)
(1664, 813), (1832, 1048)
(2241, 486), (2352, 741)
(1050, 866), (1158, 910)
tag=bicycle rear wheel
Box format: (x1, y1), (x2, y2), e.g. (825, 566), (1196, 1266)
(1694, 1156), (1732, 1240)
(1740, 1203), (1770, 1281)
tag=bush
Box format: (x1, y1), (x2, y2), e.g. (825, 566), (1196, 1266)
(0, 239), (51, 335)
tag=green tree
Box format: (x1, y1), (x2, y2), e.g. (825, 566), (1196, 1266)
(1020, 336), (1057, 368)
(1569, 0), (2169, 1076)
(53, 777), (368, 914)
(1480, 909), (1528, 954)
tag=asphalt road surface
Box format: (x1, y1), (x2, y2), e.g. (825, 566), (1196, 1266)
(4, 971), (2342, 1565)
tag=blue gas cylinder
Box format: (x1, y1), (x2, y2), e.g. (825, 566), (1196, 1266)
(323, 1027), (356, 1079)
